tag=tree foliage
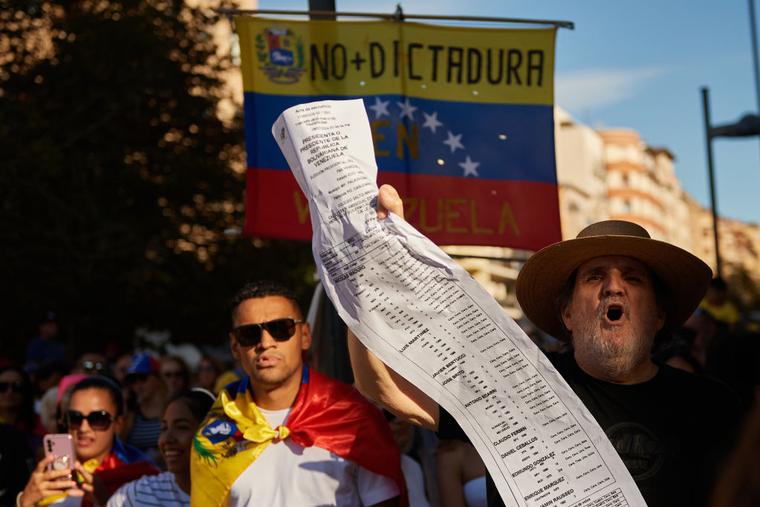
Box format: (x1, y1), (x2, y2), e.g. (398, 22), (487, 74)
(0, 0), (314, 358)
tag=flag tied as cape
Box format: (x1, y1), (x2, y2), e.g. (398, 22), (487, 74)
(190, 366), (407, 507)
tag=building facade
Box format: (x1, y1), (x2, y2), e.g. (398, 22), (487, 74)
(449, 109), (760, 320)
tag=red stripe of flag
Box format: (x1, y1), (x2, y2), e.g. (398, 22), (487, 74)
(244, 169), (560, 250)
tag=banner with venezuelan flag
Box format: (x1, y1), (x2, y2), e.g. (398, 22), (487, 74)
(236, 18), (560, 249)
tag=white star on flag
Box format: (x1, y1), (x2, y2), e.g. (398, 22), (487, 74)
(422, 111), (443, 133)
(443, 131), (464, 153)
(368, 97), (390, 119)
(397, 98), (417, 120)
(459, 156), (480, 177)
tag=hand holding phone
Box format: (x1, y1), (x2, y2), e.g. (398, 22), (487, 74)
(18, 453), (82, 507)
(43, 433), (75, 472)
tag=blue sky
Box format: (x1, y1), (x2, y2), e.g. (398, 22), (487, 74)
(258, 0), (760, 225)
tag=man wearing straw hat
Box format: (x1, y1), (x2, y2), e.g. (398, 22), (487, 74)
(349, 185), (743, 507)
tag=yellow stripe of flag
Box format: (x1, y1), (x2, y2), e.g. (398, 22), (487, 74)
(236, 18), (555, 105)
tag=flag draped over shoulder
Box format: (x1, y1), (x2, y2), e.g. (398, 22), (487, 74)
(190, 366), (407, 507)
(236, 18), (561, 250)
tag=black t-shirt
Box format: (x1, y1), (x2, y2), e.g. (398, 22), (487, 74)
(438, 352), (743, 507)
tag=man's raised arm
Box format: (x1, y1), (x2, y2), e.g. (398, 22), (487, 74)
(347, 185), (440, 430)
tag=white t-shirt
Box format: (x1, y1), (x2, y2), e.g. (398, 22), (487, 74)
(107, 471), (189, 507)
(227, 408), (399, 507)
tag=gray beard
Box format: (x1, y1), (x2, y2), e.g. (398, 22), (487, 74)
(572, 304), (652, 380)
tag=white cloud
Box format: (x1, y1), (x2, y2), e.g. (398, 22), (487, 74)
(556, 67), (667, 114)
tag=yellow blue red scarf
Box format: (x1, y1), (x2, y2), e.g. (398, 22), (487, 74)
(190, 366), (406, 507)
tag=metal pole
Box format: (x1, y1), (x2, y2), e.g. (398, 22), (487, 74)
(701, 87), (722, 278)
(308, 0), (336, 20)
(215, 8), (575, 29)
(750, 0), (760, 111)
(749, 0), (760, 160)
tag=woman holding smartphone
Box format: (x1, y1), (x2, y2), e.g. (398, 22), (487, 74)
(18, 376), (157, 507)
(106, 388), (214, 507)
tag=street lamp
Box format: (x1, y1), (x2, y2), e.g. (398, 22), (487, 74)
(700, 87), (760, 278)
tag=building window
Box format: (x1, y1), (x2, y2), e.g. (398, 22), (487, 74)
(623, 199), (631, 213)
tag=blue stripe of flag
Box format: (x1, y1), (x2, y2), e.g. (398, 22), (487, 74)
(244, 92), (556, 184)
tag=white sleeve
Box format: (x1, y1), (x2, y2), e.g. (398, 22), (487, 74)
(357, 463), (401, 506)
(106, 481), (133, 507)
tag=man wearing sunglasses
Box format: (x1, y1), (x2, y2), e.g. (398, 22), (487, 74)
(191, 281), (406, 507)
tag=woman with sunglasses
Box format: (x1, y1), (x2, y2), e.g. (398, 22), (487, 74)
(0, 366), (45, 450)
(107, 389), (215, 507)
(18, 376), (158, 507)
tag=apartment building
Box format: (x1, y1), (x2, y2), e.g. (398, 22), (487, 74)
(449, 109), (760, 318)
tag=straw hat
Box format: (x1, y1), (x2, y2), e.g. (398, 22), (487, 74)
(516, 220), (711, 341)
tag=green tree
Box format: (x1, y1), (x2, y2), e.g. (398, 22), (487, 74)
(0, 0), (314, 359)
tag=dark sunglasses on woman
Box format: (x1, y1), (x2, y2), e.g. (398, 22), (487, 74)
(66, 409), (114, 431)
(232, 318), (304, 348)
(0, 381), (23, 393)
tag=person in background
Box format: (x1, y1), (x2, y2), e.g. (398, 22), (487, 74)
(40, 374), (88, 433)
(435, 412), (486, 507)
(211, 359), (244, 395)
(160, 356), (191, 397)
(74, 354), (109, 377)
(26, 311), (66, 371)
(112, 355), (132, 386)
(33, 360), (71, 404)
(709, 402), (760, 507)
(384, 409), (430, 507)
(700, 277), (740, 330)
(107, 388), (215, 507)
(18, 376), (158, 507)
(123, 354), (168, 464)
(0, 366), (45, 452)
(194, 355), (221, 393)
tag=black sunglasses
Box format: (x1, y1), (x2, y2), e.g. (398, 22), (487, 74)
(0, 381), (23, 394)
(67, 409), (114, 431)
(232, 318), (304, 348)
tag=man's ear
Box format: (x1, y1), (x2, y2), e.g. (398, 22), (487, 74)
(229, 333), (240, 361)
(655, 308), (666, 333)
(561, 304), (574, 334)
(300, 322), (312, 351)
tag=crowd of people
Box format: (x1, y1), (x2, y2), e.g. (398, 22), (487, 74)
(0, 184), (758, 507)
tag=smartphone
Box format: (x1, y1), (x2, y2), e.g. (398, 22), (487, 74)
(43, 433), (75, 472)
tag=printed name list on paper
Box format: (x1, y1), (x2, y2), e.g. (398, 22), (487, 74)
(272, 99), (646, 507)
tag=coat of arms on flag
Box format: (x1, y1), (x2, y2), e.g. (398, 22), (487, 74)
(255, 27), (305, 84)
